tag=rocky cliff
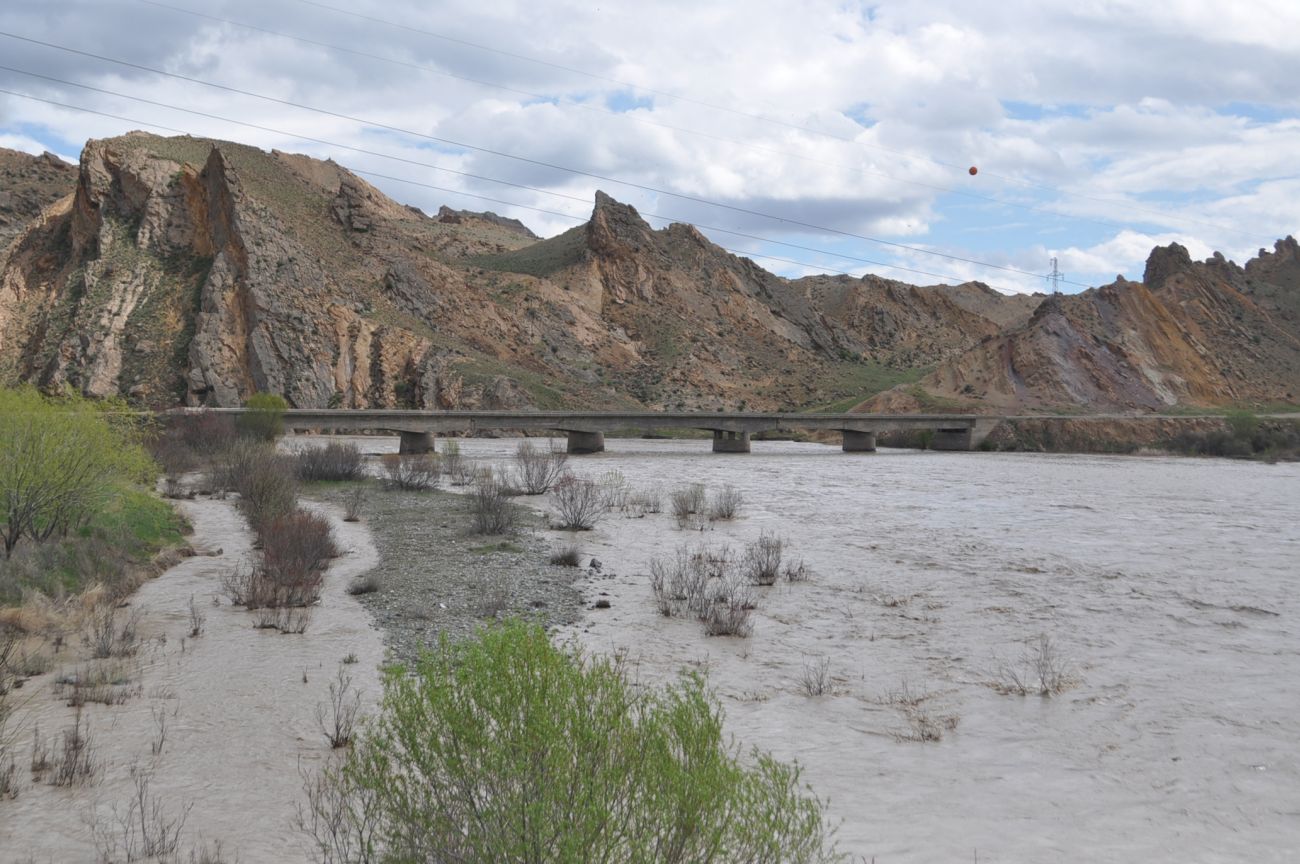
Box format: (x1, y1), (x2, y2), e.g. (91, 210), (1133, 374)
(0, 132), (1294, 414)
(863, 240), (1300, 412)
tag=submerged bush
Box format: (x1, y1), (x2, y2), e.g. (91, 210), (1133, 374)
(299, 621), (838, 863)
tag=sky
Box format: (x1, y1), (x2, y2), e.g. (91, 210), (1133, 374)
(1, 0), (1298, 294)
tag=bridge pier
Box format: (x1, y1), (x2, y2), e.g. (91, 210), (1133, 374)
(842, 430), (877, 452)
(712, 430), (751, 453)
(566, 430), (605, 454)
(930, 427), (973, 451)
(398, 430), (435, 455)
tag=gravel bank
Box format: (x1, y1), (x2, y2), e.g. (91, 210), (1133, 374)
(305, 481), (588, 665)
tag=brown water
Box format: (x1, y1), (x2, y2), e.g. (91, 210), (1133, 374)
(436, 437), (1299, 863)
(0, 498), (384, 863)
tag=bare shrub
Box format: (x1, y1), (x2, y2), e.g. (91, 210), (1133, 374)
(628, 484), (663, 516)
(993, 634), (1077, 696)
(178, 411), (238, 457)
(50, 709), (98, 786)
(514, 440), (568, 495)
(443, 441), (476, 487)
(470, 472), (518, 536)
(597, 470), (629, 511)
(342, 487), (367, 523)
(85, 605), (141, 659)
(187, 595), (205, 638)
(29, 725), (50, 780)
(701, 572), (754, 637)
(708, 486), (744, 521)
(188, 840), (234, 864)
(478, 574), (516, 619)
(883, 678), (959, 743)
(296, 759), (382, 864)
(551, 473), (607, 531)
(59, 661), (140, 708)
(0, 748), (15, 799)
(670, 483), (707, 529)
(260, 509), (337, 600)
(218, 440), (298, 529)
(741, 531), (784, 586)
(381, 454), (440, 491)
(799, 657), (830, 697)
(255, 606), (313, 634)
(297, 442), (365, 482)
(649, 544), (730, 619)
(317, 667), (361, 749)
(150, 704), (168, 756)
(783, 558), (811, 583)
(93, 764), (192, 861)
(549, 544), (582, 567)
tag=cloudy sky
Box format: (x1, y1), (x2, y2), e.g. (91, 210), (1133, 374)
(1, 0), (1297, 293)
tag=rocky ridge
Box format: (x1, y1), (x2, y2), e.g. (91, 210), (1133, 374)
(0, 132), (1295, 414)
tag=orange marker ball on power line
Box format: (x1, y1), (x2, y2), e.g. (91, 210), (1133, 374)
(968, 166), (978, 176)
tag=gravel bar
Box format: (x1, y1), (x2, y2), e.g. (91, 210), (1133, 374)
(305, 481), (587, 666)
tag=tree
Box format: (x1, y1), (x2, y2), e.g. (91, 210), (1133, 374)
(0, 388), (154, 558)
(300, 621), (839, 863)
(238, 392), (289, 441)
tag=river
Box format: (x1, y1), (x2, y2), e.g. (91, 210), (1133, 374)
(447, 437), (1299, 863)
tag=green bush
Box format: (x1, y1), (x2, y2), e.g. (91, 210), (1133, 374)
(0, 387), (154, 558)
(239, 392), (289, 441)
(301, 621), (839, 863)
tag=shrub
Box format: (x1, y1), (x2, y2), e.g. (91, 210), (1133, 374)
(343, 487), (367, 522)
(513, 440), (568, 495)
(259, 510), (336, 601)
(628, 484), (663, 515)
(993, 634), (1077, 696)
(742, 531), (784, 586)
(708, 485), (744, 521)
(0, 387), (154, 558)
(550, 473), (607, 531)
(670, 483), (707, 529)
(470, 472), (518, 536)
(217, 440), (298, 529)
(381, 454), (440, 491)
(317, 667), (361, 749)
(296, 443), (365, 482)
(238, 392), (289, 441)
(298, 621), (837, 863)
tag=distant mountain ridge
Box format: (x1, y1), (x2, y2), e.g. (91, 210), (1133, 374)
(0, 133), (1294, 415)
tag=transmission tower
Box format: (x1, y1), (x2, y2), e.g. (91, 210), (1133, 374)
(1048, 257), (1063, 294)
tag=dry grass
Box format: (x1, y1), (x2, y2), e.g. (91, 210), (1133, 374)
(549, 544), (582, 567)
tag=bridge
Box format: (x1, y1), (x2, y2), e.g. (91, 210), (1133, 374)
(199, 408), (1002, 454)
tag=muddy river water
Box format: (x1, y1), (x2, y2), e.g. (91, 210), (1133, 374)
(462, 438), (1300, 863)
(3, 438), (1295, 862)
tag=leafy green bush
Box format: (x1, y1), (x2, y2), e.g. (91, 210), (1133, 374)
(300, 621), (838, 863)
(238, 392), (289, 441)
(0, 387), (154, 559)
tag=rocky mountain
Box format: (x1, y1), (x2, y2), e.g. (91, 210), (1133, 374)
(0, 148), (77, 260)
(863, 240), (1300, 413)
(0, 132), (1294, 415)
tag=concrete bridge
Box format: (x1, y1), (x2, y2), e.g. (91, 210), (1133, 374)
(201, 408), (1001, 454)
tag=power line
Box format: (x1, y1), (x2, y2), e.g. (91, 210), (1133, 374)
(0, 31), (1087, 287)
(137, 0), (1151, 240)
(282, 0), (1256, 240)
(0, 67), (1054, 288)
(0, 86), (1012, 288)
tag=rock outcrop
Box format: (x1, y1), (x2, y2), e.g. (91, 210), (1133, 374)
(1, 132), (1295, 414)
